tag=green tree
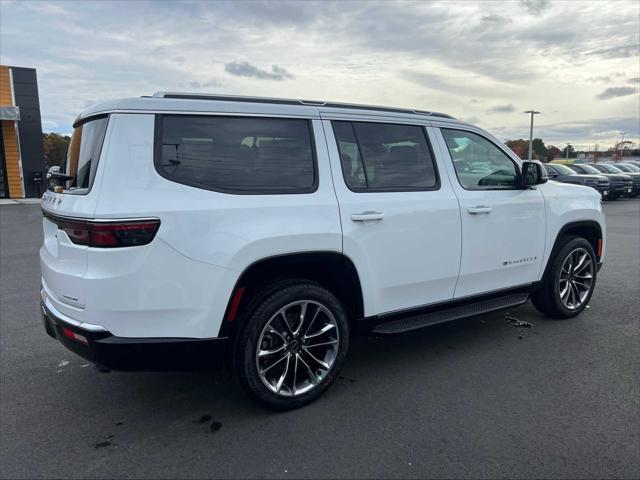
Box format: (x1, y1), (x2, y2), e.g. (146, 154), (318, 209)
(43, 133), (70, 167)
(532, 138), (547, 160)
(560, 144), (576, 159)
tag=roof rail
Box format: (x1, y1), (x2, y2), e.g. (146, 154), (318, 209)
(151, 92), (455, 119)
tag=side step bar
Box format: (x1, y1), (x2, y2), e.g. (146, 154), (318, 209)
(372, 293), (530, 335)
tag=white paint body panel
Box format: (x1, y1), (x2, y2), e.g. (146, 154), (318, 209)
(40, 96), (605, 341)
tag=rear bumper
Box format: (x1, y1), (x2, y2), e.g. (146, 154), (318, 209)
(41, 301), (228, 371)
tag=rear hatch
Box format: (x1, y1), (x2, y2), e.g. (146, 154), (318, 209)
(40, 115), (110, 315)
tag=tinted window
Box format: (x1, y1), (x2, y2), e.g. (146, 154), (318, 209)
(332, 121), (437, 191)
(441, 129), (519, 189)
(64, 116), (108, 191)
(157, 116), (316, 193)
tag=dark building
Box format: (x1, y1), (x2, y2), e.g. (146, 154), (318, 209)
(0, 65), (45, 198)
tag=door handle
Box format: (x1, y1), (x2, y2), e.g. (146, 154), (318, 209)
(351, 211), (385, 222)
(467, 205), (492, 214)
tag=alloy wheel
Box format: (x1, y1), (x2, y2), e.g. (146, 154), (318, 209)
(558, 247), (594, 310)
(255, 300), (340, 397)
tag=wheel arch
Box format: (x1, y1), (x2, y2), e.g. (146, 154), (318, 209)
(219, 252), (365, 338)
(542, 220), (603, 279)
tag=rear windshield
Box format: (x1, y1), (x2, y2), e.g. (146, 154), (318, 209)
(155, 115), (317, 194)
(63, 116), (109, 192)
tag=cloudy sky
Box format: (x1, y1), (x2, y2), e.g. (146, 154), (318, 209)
(1, 0), (638, 148)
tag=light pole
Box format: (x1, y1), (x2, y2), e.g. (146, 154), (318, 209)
(566, 143), (570, 160)
(619, 131), (626, 160)
(524, 110), (540, 161)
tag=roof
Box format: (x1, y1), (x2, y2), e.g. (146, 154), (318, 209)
(77, 92), (457, 124)
(151, 92), (455, 119)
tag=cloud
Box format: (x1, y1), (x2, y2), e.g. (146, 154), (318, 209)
(629, 77), (640, 84)
(186, 79), (223, 90)
(596, 87), (638, 100)
(224, 61), (294, 81)
(488, 104), (516, 113)
(587, 75), (611, 83)
(520, 0), (550, 15)
(481, 14), (509, 23)
(584, 44), (640, 59)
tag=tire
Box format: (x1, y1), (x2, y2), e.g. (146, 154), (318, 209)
(234, 280), (349, 410)
(531, 236), (597, 319)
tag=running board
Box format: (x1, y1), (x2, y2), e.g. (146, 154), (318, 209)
(371, 293), (529, 335)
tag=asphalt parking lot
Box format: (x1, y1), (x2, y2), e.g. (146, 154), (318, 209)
(1, 200), (638, 479)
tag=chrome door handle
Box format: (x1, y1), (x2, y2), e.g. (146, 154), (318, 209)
(467, 205), (492, 214)
(351, 211), (384, 221)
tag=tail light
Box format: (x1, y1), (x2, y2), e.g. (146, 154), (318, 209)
(44, 212), (160, 248)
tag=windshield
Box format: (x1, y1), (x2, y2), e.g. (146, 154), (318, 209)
(616, 163), (639, 172)
(600, 164), (622, 173)
(622, 163), (640, 172)
(62, 116), (109, 191)
(551, 164), (576, 175)
(572, 164), (601, 175)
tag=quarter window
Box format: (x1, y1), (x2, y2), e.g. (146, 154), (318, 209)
(441, 129), (519, 190)
(156, 115), (316, 194)
(64, 115), (109, 191)
(332, 121), (438, 191)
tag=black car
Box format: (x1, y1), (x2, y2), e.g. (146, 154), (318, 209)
(588, 163), (638, 197)
(605, 163), (640, 197)
(544, 163), (610, 198)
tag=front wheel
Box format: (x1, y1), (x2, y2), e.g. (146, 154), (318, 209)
(234, 281), (349, 410)
(531, 236), (597, 319)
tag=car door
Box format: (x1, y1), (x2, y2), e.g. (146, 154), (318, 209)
(321, 116), (462, 317)
(432, 125), (546, 299)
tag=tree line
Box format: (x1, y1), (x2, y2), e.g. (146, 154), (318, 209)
(505, 138), (640, 162)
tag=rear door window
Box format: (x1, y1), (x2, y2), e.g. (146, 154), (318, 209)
(332, 121), (438, 191)
(156, 115), (317, 194)
(64, 115), (109, 192)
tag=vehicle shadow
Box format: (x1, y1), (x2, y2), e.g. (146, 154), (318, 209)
(99, 301), (541, 421)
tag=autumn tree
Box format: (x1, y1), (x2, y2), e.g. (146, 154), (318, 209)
(505, 139), (528, 159)
(546, 145), (562, 162)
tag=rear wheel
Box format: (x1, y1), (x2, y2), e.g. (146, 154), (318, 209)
(234, 281), (349, 410)
(531, 236), (597, 319)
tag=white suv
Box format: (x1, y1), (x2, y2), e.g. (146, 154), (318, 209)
(40, 93), (605, 409)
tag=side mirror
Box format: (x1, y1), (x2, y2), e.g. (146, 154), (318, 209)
(521, 161), (548, 187)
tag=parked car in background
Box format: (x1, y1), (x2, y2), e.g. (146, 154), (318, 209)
(544, 163), (610, 198)
(607, 162), (640, 175)
(587, 163), (638, 197)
